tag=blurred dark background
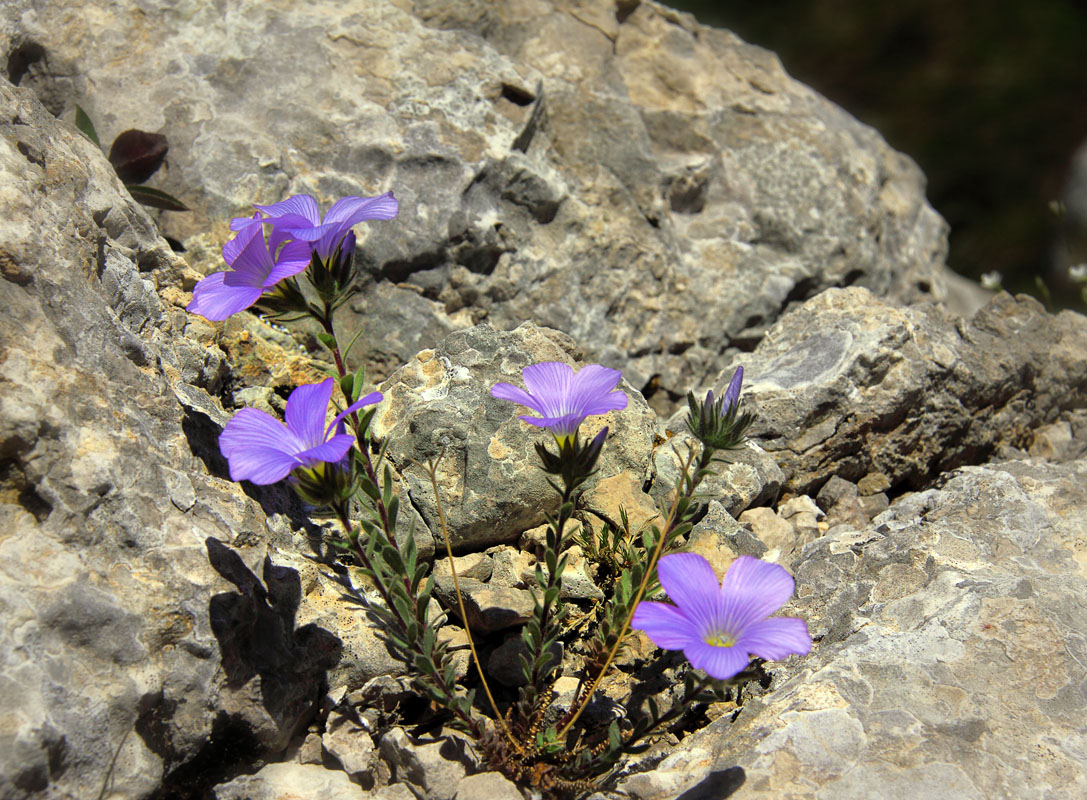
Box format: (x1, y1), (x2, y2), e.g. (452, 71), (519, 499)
(670, 0), (1087, 304)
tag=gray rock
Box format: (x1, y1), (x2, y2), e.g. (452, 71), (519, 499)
(433, 552), (494, 583)
(432, 578), (534, 634)
(379, 727), (476, 800)
(372, 323), (655, 551)
(321, 709), (376, 785)
(212, 761), (363, 800)
(713, 287), (1087, 494)
(454, 771), (524, 800)
(639, 457), (1087, 797)
(2, 0), (956, 407)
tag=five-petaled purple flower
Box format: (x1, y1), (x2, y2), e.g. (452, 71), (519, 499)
(187, 192), (398, 321)
(632, 553), (811, 681)
(187, 218), (311, 321)
(219, 378), (381, 485)
(253, 192), (398, 261)
(490, 362), (628, 444)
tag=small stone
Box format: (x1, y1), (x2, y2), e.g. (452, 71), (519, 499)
(433, 552), (494, 582)
(857, 471), (892, 496)
(213, 762), (361, 800)
(432, 578), (534, 633)
(859, 492), (890, 519)
(298, 732), (324, 765)
(322, 710), (375, 785)
(379, 727), (476, 800)
(1029, 420), (1073, 461)
(454, 771), (524, 800)
(778, 495), (822, 520)
(738, 506), (796, 557)
(489, 547), (535, 588)
(521, 544), (604, 601)
(816, 475), (859, 511)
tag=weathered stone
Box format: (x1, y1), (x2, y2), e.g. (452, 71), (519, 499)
(687, 500), (765, 575)
(1, 0), (957, 408)
(212, 762), (363, 800)
(432, 578), (534, 634)
(487, 546), (536, 588)
(713, 287), (1087, 494)
(373, 323), (655, 550)
(454, 771), (524, 800)
(379, 727), (476, 800)
(321, 709), (376, 785)
(582, 473), (662, 537)
(433, 552), (494, 582)
(650, 433), (784, 516)
(633, 457), (1087, 797)
(737, 506), (799, 565)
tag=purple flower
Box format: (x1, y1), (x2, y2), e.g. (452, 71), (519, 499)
(219, 378), (381, 485)
(187, 218), (311, 321)
(254, 192), (398, 260)
(490, 362), (628, 444)
(632, 553), (811, 681)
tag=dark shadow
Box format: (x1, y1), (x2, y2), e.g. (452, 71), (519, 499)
(205, 538), (343, 735)
(675, 767), (746, 800)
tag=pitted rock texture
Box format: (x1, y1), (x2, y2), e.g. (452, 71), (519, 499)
(702, 286), (1087, 495)
(372, 322), (656, 550)
(2, 0), (955, 403)
(0, 80), (395, 800)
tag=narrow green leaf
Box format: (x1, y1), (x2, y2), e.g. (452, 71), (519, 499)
(74, 105), (100, 147)
(339, 373), (354, 400)
(316, 332), (336, 351)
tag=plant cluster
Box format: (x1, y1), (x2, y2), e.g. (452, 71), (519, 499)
(189, 191), (812, 797)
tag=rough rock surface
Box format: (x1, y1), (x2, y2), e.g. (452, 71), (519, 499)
(372, 322), (656, 550)
(3, 2), (1087, 800)
(706, 286), (1087, 495)
(0, 79), (394, 800)
(611, 458), (1087, 799)
(1, 0), (956, 404)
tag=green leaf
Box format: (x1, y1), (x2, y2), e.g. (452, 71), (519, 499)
(339, 373), (354, 400)
(74, 105), (100, 147)
(316, 332), (336, 351)
(125, 184), (189, 211)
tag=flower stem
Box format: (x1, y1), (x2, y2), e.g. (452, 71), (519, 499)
(556, 444), (706, 740)
(422, 457), (521, 754)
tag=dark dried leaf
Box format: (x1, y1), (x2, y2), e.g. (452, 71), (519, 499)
(109, 129), (168, 183)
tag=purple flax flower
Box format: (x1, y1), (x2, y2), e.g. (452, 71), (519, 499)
(219, 378), (381, 485)
(490, 362), (628, 444)
(253, 192), (398, 261)
(632, 553), (811, 681)
(187, 218), (311, 321)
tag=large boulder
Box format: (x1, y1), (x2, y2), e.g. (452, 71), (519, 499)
(1, 0), (956, 404)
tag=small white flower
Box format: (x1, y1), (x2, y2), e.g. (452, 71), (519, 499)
(980, 271), (1003, 290)
(1068, 263), (1087, 283)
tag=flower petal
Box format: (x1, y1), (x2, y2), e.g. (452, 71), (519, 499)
(224, 228), (276, 287)
(255, 194), (321, 225)
(323, 192), (399, 226)
(721, 366), (744, 412)
(263, 241), (313, 287)
(520, 362), (574, 417)
(187, 272), (263, 321)
(285, 380), (335, 449)
(294, 434), (355, 468)
(567, 364), (627, 416)
(631, 601), (701, 650)
(223, 215), (264, 265)
(656, 553), (727, 636)
(683, 640), (751, 681)
(490, 381), (544, 414)
(735, 617), (812, 662)
(325, 391), (383, 439)
(219, 408), (297, 484)
(719, 556), (797, 634)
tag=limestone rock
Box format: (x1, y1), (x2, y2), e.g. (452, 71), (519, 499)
(379, 727), (477, 800)
(714, 287), (1087, 494)
(2, 0), (956, 404)
(432, 578), (534, 634)
(637, 457), (1087, 798)
(454, 771), (524, 800)
(372, 323), (655, 550)
(212, 762), (363, 800)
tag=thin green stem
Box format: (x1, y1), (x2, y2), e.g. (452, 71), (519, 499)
(557, 444), (710, 740)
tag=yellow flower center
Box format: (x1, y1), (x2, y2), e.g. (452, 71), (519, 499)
(705, 632), (736, 648)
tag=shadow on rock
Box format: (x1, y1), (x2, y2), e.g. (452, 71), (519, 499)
(206, 538), (342, 736)
(675, 767), (746, 800)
